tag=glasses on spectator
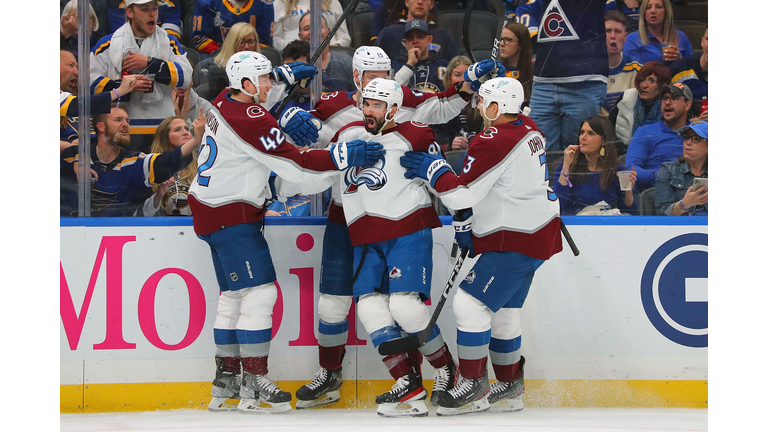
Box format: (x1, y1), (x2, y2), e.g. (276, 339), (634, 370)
(239, 38), (257, 46)
(683, 135), (705, 144)
(662, 95), (684, 102)
(500, 37), (518, 45)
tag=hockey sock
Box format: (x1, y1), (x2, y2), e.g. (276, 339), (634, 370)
(423, 342), (453, 370)
(492, 358), (523, 383)
(489, 336), (522, 381)
(220, 356), (242, 374)
(383, 352), (416, 380)
(460, 356), (489, 380)
(457, 328), (492, 380)
(242, 356), (269, 375)
(319, 345), (345, 370)
(407, 349), (423, 376)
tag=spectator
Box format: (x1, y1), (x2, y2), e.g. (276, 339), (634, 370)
(191, 0), (274, 56)
(297, 12), (355, 93)
(273, 0), (351, 51)
(605, 0), (641, 33)
(553, 116), (637, 215)
(603, 10), (642, 114)
(105, 0), (182, 40)
(430, 55), (483, 156)
(272, 40), (313, 113)
(623, 0), (693, 64)
(522, 0), (609, 151)
(60, 105), (204, 217)
(60, 49), (139, 151)
(499, 22), (534, 101)
(195, 22), (260, 101)
(140, 115), (205, 216)
(60, 0), (101, 53)
(171, 84), (213, 132)
(655, 120), (708, 216)
(625, 82), (692, 191)
(670, 28), (707, 120)
(375, 0), (457, 62)
(609, 61), (670, 150)
(89, 0), (193, 153)
(392, 19), (449, 93)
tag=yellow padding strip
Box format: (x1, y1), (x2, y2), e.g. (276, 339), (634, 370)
(60, 379), (707, 413)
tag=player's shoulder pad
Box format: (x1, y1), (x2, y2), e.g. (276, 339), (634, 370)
(396, 121), (437, 150)
(313, 91), (356, 121)
(92, 33), (113, 56)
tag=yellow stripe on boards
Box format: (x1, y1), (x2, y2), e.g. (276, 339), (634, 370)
(60, 379), (707, 413)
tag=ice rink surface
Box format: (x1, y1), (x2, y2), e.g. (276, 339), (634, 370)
(61, 408), (707, 432)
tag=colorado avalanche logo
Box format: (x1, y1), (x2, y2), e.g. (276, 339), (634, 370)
(466, 270), (476, 284)
(389, 267), (402, 280)
(343, 158), (387, 194)
(537, 0), (579, 42)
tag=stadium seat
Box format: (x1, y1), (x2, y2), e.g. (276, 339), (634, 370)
(183, 45), (200, 69)
(349, 11), (375, 48)
(637, 187), (656, 216)
(437, 11), (498, 58)
(675, 20), (708, 54)
(672, 1), (708, 22)
(192, 60), (229, 102)
(261, 46), (283, 67)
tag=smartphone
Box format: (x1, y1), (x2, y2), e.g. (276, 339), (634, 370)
(692, 178), (708, 191)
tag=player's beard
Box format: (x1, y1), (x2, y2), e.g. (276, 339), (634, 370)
(364, 114), (387, 135)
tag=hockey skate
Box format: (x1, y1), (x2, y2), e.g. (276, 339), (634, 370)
(375, 372), (429, 417)
(429, 360), (456, 407)
(295, 367), (343, 409)
(489, 356), (525, 412)
(237, 372), (292, 414)
(208, 357), (241, 412)
(435, 373), (491, 416)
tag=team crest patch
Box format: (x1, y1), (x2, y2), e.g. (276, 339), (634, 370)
(466, 270), (476, 284)
(230, 272), (239, 282)
(537, 0), (580, 42)
(389, 267), (402, 280)
(343, 158), (387, 194)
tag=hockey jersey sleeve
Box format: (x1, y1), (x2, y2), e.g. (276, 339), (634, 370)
(60, 91), (113, 117)
(432, 128), (509, 209)
(191, 0), (221, 54)
(159, 4), (183, 40)
(143, 35), (193, 89)
(90, 34), (122, 95)
(624, 131), (656, 189)
(401, 84), (469, 125)
(515, 0), (541, 38)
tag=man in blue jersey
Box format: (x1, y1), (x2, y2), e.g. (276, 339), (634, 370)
(191, 0), (275, 56)
(625, 82), (692, 192)
(375, 0), (457, 62)
(106, 0), (183, 40)
(603, 10), (642, 115)
(669, 28), (707, 120)
(392, 19), (449, 94)
(517, 0), (609, 152)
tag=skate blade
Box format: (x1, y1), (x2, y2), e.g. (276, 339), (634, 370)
(490, 398), (524, 413)
(237, 398), (292, 414)
(377, 400), (429, 417)
(208, 397), (239, 412)
(295, 391), (341, 410)
(436, 397), (490, 416)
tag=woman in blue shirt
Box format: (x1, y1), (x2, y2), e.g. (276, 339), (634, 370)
(554, 116), (637, 215)
(623, 0), (693, 64)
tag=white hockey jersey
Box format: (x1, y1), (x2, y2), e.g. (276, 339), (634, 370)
(188, 91), (340, 235)
(432, 115), (563, 260)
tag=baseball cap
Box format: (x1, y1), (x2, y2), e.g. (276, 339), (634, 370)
(660, 82), (693, 102)
(678, 120), (708, 139)
(404, 19), (430, 36)
(125, 0), (156, 6)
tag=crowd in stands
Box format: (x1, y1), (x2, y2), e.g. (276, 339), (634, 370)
(59, 0), (708, 218)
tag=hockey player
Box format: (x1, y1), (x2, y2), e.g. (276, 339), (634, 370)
(188, 51), (384, 414)
(400, 77), (563, 415)
(290, 46), (503, 410)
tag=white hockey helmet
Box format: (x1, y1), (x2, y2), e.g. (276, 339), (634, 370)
(226, 51), (273, 97)
(361, 78), (403, 118)
(352, 46), (392, 91)
(475, 77), (524, 121)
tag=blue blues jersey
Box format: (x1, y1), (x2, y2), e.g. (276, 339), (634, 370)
(517, 0), (609, 82)
(604, 0), (640, 32)
(669, 54), (707, 117)
(605, 54), (642, 112)
(106, 0), (183, 40)
(191, 0), (274, 54)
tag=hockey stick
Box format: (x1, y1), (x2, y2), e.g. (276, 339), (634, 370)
(560, 219), (580, 256)
(377, 247), (471, 356)
(272, 0), (360, 117)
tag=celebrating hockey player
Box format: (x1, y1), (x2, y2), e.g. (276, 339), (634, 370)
(399, 77), (563, 415)
(188, 51), (385, 414)
(290, 46), (503, 410)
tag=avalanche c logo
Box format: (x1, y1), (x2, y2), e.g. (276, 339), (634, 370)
(537, 0), (579, 42)
(640, 233), (708, 348)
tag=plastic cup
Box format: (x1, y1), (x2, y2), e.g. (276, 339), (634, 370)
(662, 42), (678, 61)
(617, 170), (632, 191)
(145, 73), (155, 93)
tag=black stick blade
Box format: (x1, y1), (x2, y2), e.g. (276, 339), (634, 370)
(377, 335), (422, 356)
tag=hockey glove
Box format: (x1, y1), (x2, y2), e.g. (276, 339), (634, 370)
(452, 209), (475, 258)
(278, 107), (322, 147)
(464, 59), (506, 92)
(400, 151), (454, 188)
(330, 140), (385, 170)
(274, 62), (318, 89)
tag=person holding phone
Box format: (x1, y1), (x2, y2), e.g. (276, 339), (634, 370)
(654, 120), (708, 215)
